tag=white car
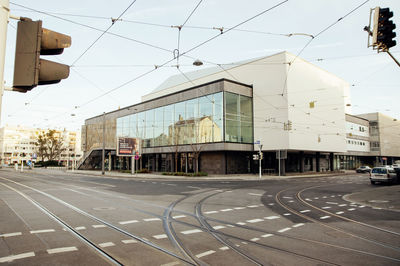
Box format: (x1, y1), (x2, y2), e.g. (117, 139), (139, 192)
(370, 167), (397, 185)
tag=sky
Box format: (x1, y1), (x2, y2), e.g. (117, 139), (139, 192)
(2, 0), (400, 131)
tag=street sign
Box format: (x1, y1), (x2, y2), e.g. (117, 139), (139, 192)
(253, 154), (259, 160)
(254, 140), (260, 145)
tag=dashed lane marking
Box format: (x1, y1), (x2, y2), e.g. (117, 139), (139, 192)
(265, 216), (280, 220)
(300, 210), (310, 213)
(322, 207), (331, 209)
(233, 207), (245, 210)
(336, 211), (344, 214)
(261, 234), (274, 238)
(348, 208), (356, 211)
(30, 229), (55, 234)
(99, 242), (115, 248)
(247, 205), (258, 208)
(248, 193), (263, 196)
(92, 224), (106, 228)
(220, 209), (233, 212)
(278, 227), (291, 233)
(153, 234), (168, 239)
(122, 239), (138, 244)
(172, 215), (186, 219)
(47, 246), (78, 254)
(143, 218), (161, 222)
(251, 238), (260, 242)
(0, 232), (21, 237)
(196, 250), (216, 258)
(213, 225), (226, 230)
(326, 202), (338, 205)
(187, 186), (201, 189)
(282, 196), (293, 199)
(268, 203), (275, 206)
(219, 246), (229, 251)
(119, 220), (139, 225)
(75, 226), (86, 231)
(181, 229), (202, 235)
(161, 261), (180, 266)
(236, 222), (246, 225)
(0, 252), (35, 263)
(204, 211), (218, 214)
(246, 219), (264, 223)
(283, 213), (291, 216)
(320, 216), (331, 219)
(293, 223), (304, 228)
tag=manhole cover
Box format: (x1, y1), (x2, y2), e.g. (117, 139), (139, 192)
(93, 207), (116, 211)
(368, 200), (389, 203)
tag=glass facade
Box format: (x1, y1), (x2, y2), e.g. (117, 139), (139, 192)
(116, 91), (253, 148)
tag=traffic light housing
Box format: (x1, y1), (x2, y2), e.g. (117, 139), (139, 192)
(372, 7), (396, 51)
(13, 18), (71, 93)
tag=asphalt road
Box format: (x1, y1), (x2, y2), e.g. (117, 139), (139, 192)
(0, 169), (399, 265)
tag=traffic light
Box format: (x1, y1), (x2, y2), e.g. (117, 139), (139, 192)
(372, 7), (396, 51)
(13, 18), (71, 93)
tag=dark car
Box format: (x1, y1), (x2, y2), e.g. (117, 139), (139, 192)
(356, 166), (371, 173)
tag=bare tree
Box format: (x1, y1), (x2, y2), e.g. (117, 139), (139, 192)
(35, 130), (66, 161)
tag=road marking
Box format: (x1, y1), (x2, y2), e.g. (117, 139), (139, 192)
(236, 222), (246, 225)
(99, 242), (115, 248)
(283, 213), (291, 216)
(314, 197), (319, 199)
(152, 182), (157, 184)
(248, 193), (263, 196)
(322, 207), (331, 209)
(322, 196), (327, 199)
(187, 186), (201, 189)
(0, 232), (22, 237)
(161, 262), (180, 266)
(287, 200), (294, 203)
(261, 234), (274, 238)
(305, 198), (312, 201)
(143, 218), (161, 222)
(75, 226), (86, 231)
(30, 229), (55, 234)
(153, 234), (168, 239)
(326, 202), (338, 205)
(213, 225), (226, 230)
(247, 205), (258, 208)
(278, 227), (291, 233)
(122, 239), (138, 244)
(234, 207), (246, 210)
(348, 208), (356, 211)
(336, 211), (344, 214)
(220, 208), (233, 212)
(167, 184), (177, 186)
(215, 189), (224, 192)
(320, 216), (331, 219)
(181, 229), (202, 235)
(219, 246), (229, 251)
(265, 216), (280, 220)
(47, 246), (78, 254)
(293, 223), (304, 228)
(246, 218), (264, 223)
(92, 224), (106, 228)
(172, 215), (186, 219)
(227, 224), (235, 228)
(204, 211), (218, 214)
(282, 196), (293, 199)
(0, 252), (35, 263)
(300, 210), (310, 213)
(251, 238), (260, 242)
(119, 220), (139, 225)
(196, 250), (215, 258)
(268, 203), (275, 206)
(338, 204), (347, 207)
(359, 205), (365, 208)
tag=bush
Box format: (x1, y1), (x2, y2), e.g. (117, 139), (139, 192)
(137, 168), (151, 173)
(162, 171), (208, 177)
(36, 160), (60, 167)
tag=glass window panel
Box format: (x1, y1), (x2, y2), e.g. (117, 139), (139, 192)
(225, 92), (240, 142)
(129, 114), (137, 138)
(116, 117), (123, 137)
(175, 101), (186, 145)
(186, 98), (198, 144)
(240, 95), (253, 143)
(145, 109), (154, 147)
(164, 104), (174, 145)
(137, 112), (145, 144)
(213, 92), (223, 142)
(198, 95), (213, 143)
(154, 107), (163, 146)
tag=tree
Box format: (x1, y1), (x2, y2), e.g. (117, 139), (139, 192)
(35, 130), (66, 161)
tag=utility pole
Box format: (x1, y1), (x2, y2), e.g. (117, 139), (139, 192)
(0, 0), (9, 123)
(101, 112), (105, 175)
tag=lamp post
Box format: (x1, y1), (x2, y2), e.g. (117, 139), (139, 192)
(102, 112), (105, 175)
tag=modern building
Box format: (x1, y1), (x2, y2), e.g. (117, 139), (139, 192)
(0, 125), (82, 166)
(81, 51), (355, 174)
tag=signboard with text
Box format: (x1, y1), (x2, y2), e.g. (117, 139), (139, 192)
(117, 137), (140, 156)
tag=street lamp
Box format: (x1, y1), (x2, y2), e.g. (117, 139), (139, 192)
(193, 59), (203, 66)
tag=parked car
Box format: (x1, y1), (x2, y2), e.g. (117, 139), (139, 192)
(356, 166), (371, 173)
(370, 167), (397, 185)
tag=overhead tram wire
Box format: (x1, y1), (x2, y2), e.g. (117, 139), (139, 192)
(42, 0), (290, 124)
(70, 0), (137, 66)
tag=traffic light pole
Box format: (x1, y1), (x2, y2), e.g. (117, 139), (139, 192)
(386, 50), (400, 67)
(0, 0), (9, 124)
